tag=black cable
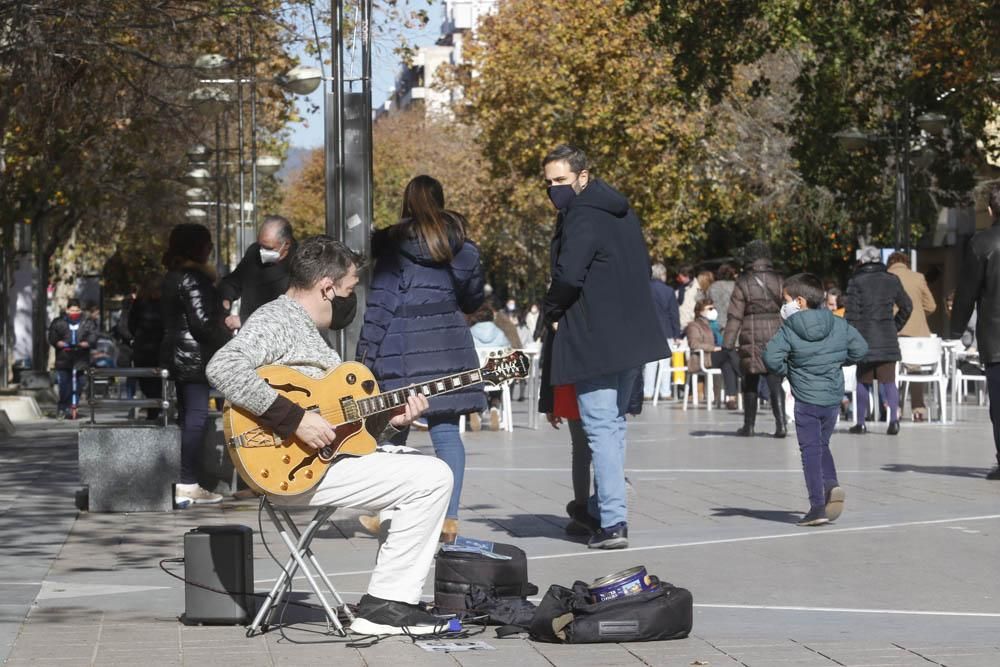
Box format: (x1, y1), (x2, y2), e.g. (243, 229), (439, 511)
(157, 557), (324, 613)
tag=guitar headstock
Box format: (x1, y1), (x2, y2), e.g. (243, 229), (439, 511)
(480, 350), (531, 386)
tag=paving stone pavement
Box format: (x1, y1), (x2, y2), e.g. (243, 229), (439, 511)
(2, 399), (1000, 666)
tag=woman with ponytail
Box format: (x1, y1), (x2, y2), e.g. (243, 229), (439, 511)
(356, 175), (486, 543)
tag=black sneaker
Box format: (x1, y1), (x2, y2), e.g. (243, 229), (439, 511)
(986, 466), (1000, 480)
(587, 522), (628, 549)
(797, 507), (830, 526)
(350, 594), (451, 636)
(848, 424), (867, 435)
(565, 500), (599, 536)
(886, 420), (900, 436)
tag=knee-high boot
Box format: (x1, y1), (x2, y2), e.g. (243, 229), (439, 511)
(737, 393), (757, 437)
(772, 391), (787, 438)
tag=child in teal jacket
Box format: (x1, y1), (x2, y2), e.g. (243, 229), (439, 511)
(764, 273), (868, 525)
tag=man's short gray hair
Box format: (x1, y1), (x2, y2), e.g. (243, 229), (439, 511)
(261, 214), (294, 244)
(651, 262), (667, 281)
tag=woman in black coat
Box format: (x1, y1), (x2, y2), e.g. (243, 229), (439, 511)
(356, 175), (485, 542)
(160, 224), (231, 504)
(845, 247), (912, 435)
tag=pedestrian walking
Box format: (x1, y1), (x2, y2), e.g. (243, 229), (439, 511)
(356, 175), (486, 543)
(845, 246), (912, 435)
(764, 274), (868, 525)
(538, 144), (667, 550)
(951, 183), (1000, 479)
(722, 240), (787, 437)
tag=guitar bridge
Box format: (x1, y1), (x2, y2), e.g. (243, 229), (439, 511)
(229, 428), (280, 449)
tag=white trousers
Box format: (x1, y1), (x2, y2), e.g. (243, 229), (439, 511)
(283, 450), (452, 604)
(643, 359), (671, 398)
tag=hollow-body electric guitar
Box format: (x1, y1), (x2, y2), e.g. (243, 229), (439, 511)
(223, 351), (530, 496)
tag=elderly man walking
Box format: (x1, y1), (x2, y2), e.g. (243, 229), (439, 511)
(537, 144), (667, 549)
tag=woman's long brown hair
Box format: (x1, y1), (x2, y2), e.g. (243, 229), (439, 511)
(400, 175), (460, 263)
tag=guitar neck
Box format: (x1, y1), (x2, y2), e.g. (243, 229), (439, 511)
(356, 369), (485, 418)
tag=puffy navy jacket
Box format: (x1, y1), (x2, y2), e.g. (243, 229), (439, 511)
(356, 220), (487, 418)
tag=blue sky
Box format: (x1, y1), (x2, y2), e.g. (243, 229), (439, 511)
(286, 2), (445, 149)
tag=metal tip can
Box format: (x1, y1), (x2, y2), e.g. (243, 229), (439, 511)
(588, 566), (655, 603)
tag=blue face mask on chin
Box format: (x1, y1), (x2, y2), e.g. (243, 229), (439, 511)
(547, 184), (577, 210)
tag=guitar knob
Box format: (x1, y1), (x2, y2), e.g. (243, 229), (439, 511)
(280, 481), (288, 491)
(260, 469), (269, 478)
(282, 455), (291, 464)
(305, 470), (314, 479)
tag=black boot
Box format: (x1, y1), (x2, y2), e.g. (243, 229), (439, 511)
(737, 393), (757, 436)
(772, 392), (787, 438)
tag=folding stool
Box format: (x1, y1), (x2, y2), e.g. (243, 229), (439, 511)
(248, 500), (354, 636)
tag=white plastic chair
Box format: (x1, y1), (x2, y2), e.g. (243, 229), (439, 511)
(683, 349), (722, 411)
(954, 352), (987, 407)
(896, 337), (947, 424)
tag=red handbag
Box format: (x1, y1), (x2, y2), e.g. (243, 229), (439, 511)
(552, 384), (581, 420)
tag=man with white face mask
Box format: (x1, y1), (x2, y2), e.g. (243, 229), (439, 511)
(219, 216), (359, 332)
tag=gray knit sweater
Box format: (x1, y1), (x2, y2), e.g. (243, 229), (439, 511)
(207, 295), (341, 416)
(206, 295), (398, 441)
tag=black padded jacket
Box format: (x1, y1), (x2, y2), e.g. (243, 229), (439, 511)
(159, 263), (231, 384)
(952, 221), (1000, 364)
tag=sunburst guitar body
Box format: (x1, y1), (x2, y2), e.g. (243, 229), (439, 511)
(222, 351), (530, 496)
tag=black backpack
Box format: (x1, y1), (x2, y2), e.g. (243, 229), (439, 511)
(526, 577), (693, 643)
(434, 542), (538, 613)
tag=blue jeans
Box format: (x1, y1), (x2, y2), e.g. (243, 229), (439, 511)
(576, 368), (639, 528)
(392, 416), (464, 519)
(175, 381), (211, 485)
(642, 360), (670, 398)
(794, 401), (840, 510)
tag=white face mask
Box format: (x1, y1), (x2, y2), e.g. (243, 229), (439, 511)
(260, 246), (282, 265)
(703, 308), (719, 321)
(780, 300), (801, 320)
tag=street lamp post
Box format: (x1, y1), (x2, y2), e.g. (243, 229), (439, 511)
(836, 109), (946, 253)
(325, 0), (374, 359)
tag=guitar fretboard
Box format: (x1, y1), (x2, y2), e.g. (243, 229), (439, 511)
(355, 370), (484, 418)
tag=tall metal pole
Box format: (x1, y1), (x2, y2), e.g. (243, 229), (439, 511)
(249, 25), (259, 231)
(214, 117), (224, 274)
(326, 0), (346, 356)
(0, 223), (9, 388)
(236, 30), (247, 257)
(902, 105), (912, 253)
(223, 110), (232, 273)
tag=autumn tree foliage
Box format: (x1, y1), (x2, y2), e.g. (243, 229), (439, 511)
(0, 1), (304, 365)
(454, 0), (733, 279)
(632, 0), (1000, 263)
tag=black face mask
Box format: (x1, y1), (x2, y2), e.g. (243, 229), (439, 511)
(547, 184), (577, 210)
(330, 292), (358, 331)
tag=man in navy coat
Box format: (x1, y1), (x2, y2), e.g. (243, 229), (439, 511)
(539, 144), (668, 549)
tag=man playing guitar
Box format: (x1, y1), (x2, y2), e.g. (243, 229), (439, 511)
(207, 235), (452, 636)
